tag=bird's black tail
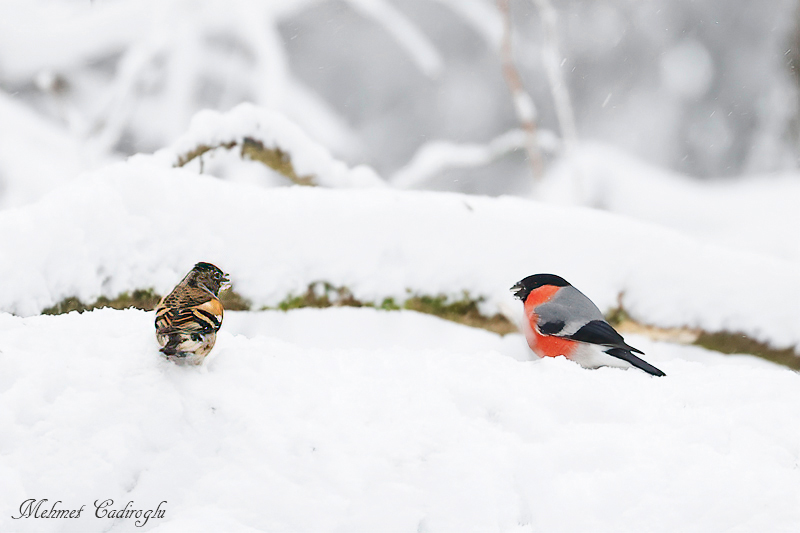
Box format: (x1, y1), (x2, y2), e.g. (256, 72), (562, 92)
(605, 348), (666, 377)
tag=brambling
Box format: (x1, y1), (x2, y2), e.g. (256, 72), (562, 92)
(155, 262), (229, 365)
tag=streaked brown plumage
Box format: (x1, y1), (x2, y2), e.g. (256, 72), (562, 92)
(155, 262), (228, 365)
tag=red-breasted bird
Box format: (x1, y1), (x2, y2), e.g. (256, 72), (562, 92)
(155, 262), (229, 365)
(511, 274), (665, 376)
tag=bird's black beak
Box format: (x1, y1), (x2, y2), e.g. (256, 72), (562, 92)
(510, 281), (525, 301)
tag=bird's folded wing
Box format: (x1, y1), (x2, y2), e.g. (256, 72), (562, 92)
(156, 302), (222, 334)
(562, 319), (643, 353)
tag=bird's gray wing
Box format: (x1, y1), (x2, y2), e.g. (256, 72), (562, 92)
(533, 286), (606, 336)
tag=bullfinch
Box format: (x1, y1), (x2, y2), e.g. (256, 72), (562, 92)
(511, 274), (665, 376)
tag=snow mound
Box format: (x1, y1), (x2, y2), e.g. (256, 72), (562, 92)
(0, 153), (798, 353)
(543, 142), (800, 264)
(1, 307), (798, 532)
(0, 92), (109, 209)
(156, 103), (385, 188)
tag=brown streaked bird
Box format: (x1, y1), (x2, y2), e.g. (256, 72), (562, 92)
(155, 262), (229, 365)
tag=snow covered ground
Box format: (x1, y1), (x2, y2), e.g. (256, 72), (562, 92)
(1, 307), (798, 532)
(1, 102), (798, 532)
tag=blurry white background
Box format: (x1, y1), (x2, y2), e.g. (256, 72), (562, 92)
(2, 0), (798, 199)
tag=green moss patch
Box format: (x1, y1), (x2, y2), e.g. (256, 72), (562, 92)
(271, 282), (365, 311)
(42, 288), (251, 314)
(219, 290), (252, 311)
(43, 289), (162, 315)
(402, 294), (516, 335)
(604, 305), (632, 327)
(607, 302), (799, 370)
(695, 331), (800, 370)
(268, 284), (516, 335)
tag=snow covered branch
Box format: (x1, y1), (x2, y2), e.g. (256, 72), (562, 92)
(162, 104), (384, 188)
(174, 138), (316, 186)
(391, 129), (560, 189)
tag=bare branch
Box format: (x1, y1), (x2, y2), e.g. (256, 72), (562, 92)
(392, 128), (561, 189)
(497, 0), (544, 180)
(174, 137), (316, 186)
(532, 0), (578, 148)
(174, 141), (237, 168)
(240, 138), (316, 186)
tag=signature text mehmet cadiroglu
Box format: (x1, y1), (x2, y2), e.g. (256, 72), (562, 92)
(11, 498), (166, 527)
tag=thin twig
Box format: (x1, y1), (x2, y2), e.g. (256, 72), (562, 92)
(497, 0), (544, 180)
(532, 0), (577, 148)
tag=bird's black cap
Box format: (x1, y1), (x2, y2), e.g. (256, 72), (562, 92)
(193, 262), (224, 274)
(510, 273), (571, 301)
(192, 262), (229, 283)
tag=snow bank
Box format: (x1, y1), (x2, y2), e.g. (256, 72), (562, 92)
(156, 103), (384, 188)
(542, 142), (800, 264)
(0, 153), (798, 351)
(1, 307), (798, 532)
(0, 92), (109, 208)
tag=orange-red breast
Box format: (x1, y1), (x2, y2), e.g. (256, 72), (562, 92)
(511, 274), (665, 376)
(155, 262), (228, 365)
